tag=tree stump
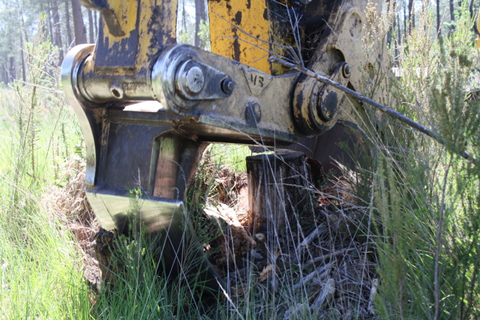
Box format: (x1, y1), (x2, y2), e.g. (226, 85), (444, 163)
(246, 151), (314, 236)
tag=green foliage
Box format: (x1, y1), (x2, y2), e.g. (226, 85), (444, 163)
(366, 3), (480, 319)
(91, 206), (223, 319)
(178, 18), (211, 51)
(0, 28), (89, 319)
(92, 230), (178, 319)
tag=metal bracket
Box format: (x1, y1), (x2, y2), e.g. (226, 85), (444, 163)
(152, 45), (233, 115)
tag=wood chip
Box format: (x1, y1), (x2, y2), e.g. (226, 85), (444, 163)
(296, 222), (326, 252)
(259, 264), (274, 283)
(368, 278), (378, 315)
(311, 278), (335, 309)
(293, 262), (333, 291)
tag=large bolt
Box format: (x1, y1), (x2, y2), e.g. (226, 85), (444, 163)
(342, 64), (351, 78)
(177, 61), (205, 95)
(185, 65), (204, 94)
(318, 91), (338, 122)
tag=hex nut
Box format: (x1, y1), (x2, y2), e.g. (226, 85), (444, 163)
(221, 78), (234, 94)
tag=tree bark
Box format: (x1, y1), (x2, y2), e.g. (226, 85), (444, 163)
(437, 0), (441, 37)
(408, 0), (414, 32)
(247, 152), (314, 234)
(9, 56), (16, 83)
(194, 0), (206, 47)
(397, 15), (401, 44)
(65, 0), (73, 46)
(87, 9), (95, 43)
(46, 0), (54, 43)
(20, 30), (26, 82)
(20, 14), (28, 82)
(386, 0), (394, 50)
(51, 0), (64, 61)
(71, 0), (87, 45)
(450, 0), (455, 22)
(1, 63), (8, 84)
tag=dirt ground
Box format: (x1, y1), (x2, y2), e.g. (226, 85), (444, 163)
(50, 154), (378, 319)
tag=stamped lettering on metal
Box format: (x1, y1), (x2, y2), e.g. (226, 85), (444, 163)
(242, 67), (272, 96)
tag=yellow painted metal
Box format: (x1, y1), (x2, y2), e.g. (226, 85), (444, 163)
(208, 0), (271, 74)
(109, 0), (138, 38)
(92, 0), (178, 73)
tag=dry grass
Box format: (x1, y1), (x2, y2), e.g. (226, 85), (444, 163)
(190, 151), (378, 319)
(44, 155), (101, 289)
(51, 147), (379, 318)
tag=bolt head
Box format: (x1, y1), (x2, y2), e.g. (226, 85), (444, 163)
(184, 65), (204, 94)
(342, 65), (351, 78)
(318, 91), (338, 122)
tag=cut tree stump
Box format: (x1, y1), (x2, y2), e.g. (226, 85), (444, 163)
(246, 151), (314, 235)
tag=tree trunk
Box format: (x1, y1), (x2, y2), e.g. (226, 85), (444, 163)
(1, 63), (7, 84)
(71, 0), (87, 45)
(87, 9), (95, 43)
(449, 0), (456, 35)
(65, 0), (73, 46)
(9, 56), (16, 83)
(194, 0), (206, 47)
(386, 0), (394, 49)
(450, 0), (455, 22)
(247, 151), (314, 234)
(51, 0), (64, 61)
(397, 15), (402, 44)
(20, 14), (28, 82)
(437, 0), (441, 37)
(20, 30), (27, 82)
(408, 0), (414, 32)
(46, 0), (54, 43)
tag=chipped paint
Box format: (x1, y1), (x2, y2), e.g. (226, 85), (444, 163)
(208, 0), (270, 73)
(91, 0), (177, 72)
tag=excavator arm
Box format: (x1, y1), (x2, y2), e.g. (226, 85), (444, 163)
(61, 0), (383, 290)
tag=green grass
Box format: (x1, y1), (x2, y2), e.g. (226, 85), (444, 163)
(208, 144), (253, 173)
(0, 30), (92, 319)
(0, 89), (92, 319)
